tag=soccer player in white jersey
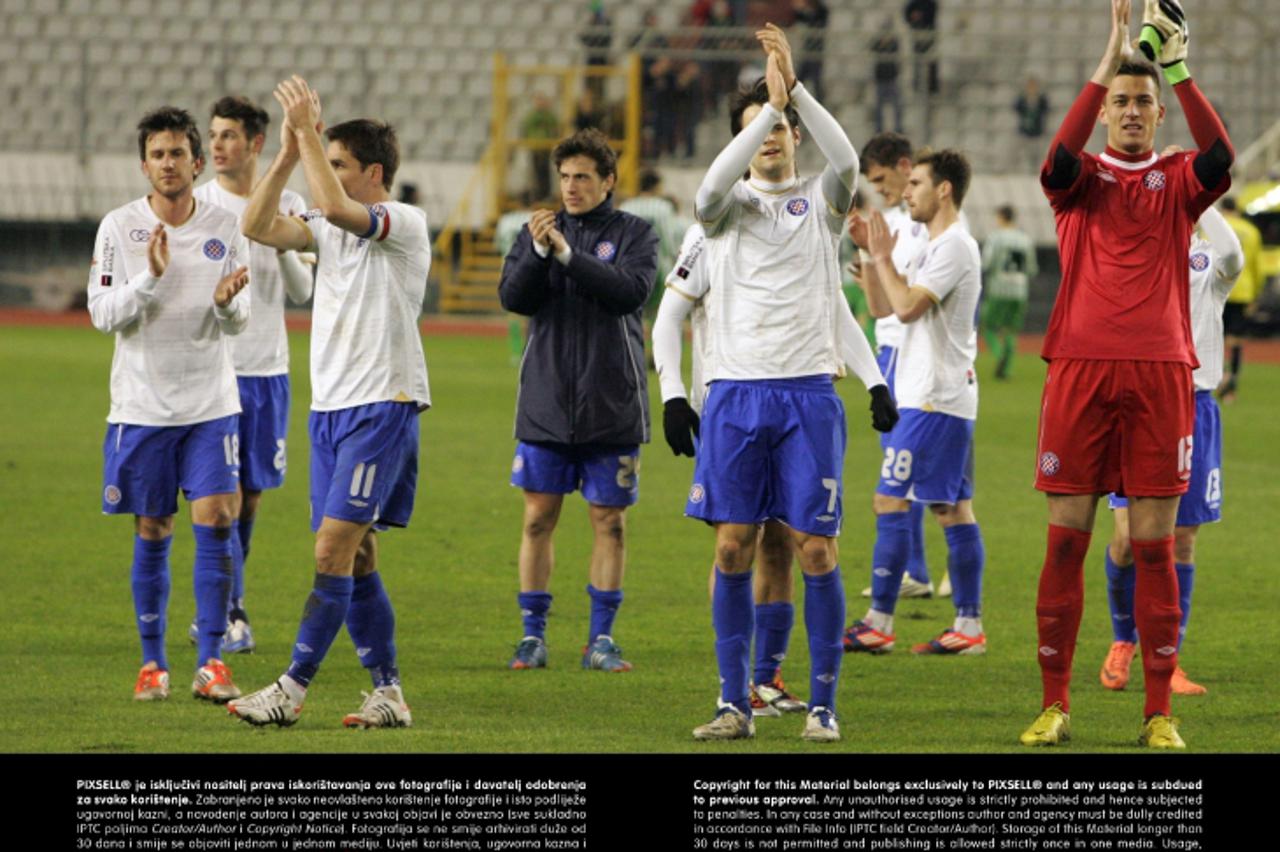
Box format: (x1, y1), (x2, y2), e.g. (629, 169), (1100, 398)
(845, 149), (987, 657)
(655, 222), (896, 719)
(682, 25), (877, 743)
(1099, 198), (1243, 696)
(89, 107), (251, 704)
(853, 133), (937, 600)
(228, 77), (430, 728)
(190, 95), (314, 654)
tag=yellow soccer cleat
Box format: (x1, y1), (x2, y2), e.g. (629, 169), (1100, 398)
(1019, 702), (1071, 747)
(1139, 714), (1186, 749)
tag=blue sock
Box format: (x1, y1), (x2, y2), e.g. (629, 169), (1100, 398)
(803, 568), (845, 712)
(517, 591), (552, 639)
(192, 524), (234, 665)
(905, 501), (931, 584)
(1105, 550), (1137, 643)
(228, 520), (245, 613)
(870, 512), (913, 614)
(1175, 562), (1194, 650)
(944, 523), (985, 618)
(131, 535), (171, 670)
(286, 573), (354, 687)
(712, 568), (753, 716)
(587, 584), (623, 644)
(753, 602), (794, 685)
(346, 572), (399, 688)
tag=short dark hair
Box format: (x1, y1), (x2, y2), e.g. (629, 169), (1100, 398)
(861, 132), (913, 173)
(326, 119), (400, 190)
(915, 148), (972, 208)
(210, 95), (269, 140)
(638, 168), (662, 193)
(996, 204), (1015, 222)
(1114, 60), (1162, 97)
(136, 106), (202, 162)
(552, 128), (617, 180)
(729, 78), (800, 137)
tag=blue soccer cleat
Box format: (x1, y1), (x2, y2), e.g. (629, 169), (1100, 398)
(581, 636), (632, 672)
(509, 636), (548, 670)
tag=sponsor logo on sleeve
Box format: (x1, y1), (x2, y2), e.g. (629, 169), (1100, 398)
(594, 241), (617, 261)
(202, 238), (227, 260)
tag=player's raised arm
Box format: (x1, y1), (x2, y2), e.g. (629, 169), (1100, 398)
(88, 218), (163, 334)
(758, 23), (857, 218)
(695, 52), (789, 225)
(1137, 0), (1234, 194)
(243, 96), (314, 252)
(1043, 0), (1132, 191)
(278, 77), (376, 238)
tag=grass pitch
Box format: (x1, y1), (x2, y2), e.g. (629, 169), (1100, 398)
(0, 323), (1277, 754)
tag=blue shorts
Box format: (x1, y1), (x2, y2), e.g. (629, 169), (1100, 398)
(876, 408), (975, 505)
(510, 442), (640, 507)
(877, 346), (899, 450)
(1109, 391), (1222, 526)
(236, 374), (290, 492)
(101, 415), (240, 517)
(308, 402), (420, 532)
(686, 377), (846, 537)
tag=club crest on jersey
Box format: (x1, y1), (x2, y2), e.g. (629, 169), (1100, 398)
(1189, 252), (1210, 271)
(129, 229), (150, 242)
(1039, 452), (1061, 476)
(594, 241), (617, 261)
(202, 238), (227, 261)
(1143, 170), (1167, 191)
(786, 197), (809, 216)
(688, 483), (705, 504)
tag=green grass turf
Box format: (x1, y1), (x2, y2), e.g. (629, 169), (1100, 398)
(0, 324), (1277, 753)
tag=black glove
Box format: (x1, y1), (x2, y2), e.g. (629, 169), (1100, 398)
(869, 384), (899, 433)
(662, 397), (700, 457)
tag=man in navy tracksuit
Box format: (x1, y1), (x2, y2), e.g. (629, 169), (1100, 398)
(498, 128), (659, 673)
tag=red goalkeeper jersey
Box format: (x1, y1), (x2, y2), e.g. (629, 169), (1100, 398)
(1041, 144), (1223, 367)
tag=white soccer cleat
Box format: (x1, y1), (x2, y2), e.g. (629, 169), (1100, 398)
(343, 686), (413, 729)
(227, 679), (303, 727)
(860, 575), (934, 598)
(801, 706), (841, 742)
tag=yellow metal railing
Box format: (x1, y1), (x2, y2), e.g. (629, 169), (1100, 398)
(434, 53), (642, 314)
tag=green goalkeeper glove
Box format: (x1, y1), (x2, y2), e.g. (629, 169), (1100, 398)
(1138, 0), (1191, 85)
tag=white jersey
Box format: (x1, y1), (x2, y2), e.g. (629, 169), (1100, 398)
(302, 201), (432, 411)
(87, 196), (250, 427)
(872, 203), (931, 351)
(695, 175), (845, 380)
(665, 223), (713, 412)
(1188, 236), (1235, 392)
(195, 180), (307, 376)
(895, 221), (982, 420)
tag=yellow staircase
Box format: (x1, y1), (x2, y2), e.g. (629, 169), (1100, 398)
(434, 53), (641, 315)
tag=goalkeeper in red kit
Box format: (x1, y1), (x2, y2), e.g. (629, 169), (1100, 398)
(1021, 0), (1232, 749)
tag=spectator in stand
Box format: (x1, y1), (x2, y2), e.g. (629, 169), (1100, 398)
(580, 1), (613, 100)
(872, 15), (903, 133)
(792, 0), (829, 102)
(522, 94), (560, 200)
(1014, 77), (1051, 173)
(904, 0), (938, 95)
